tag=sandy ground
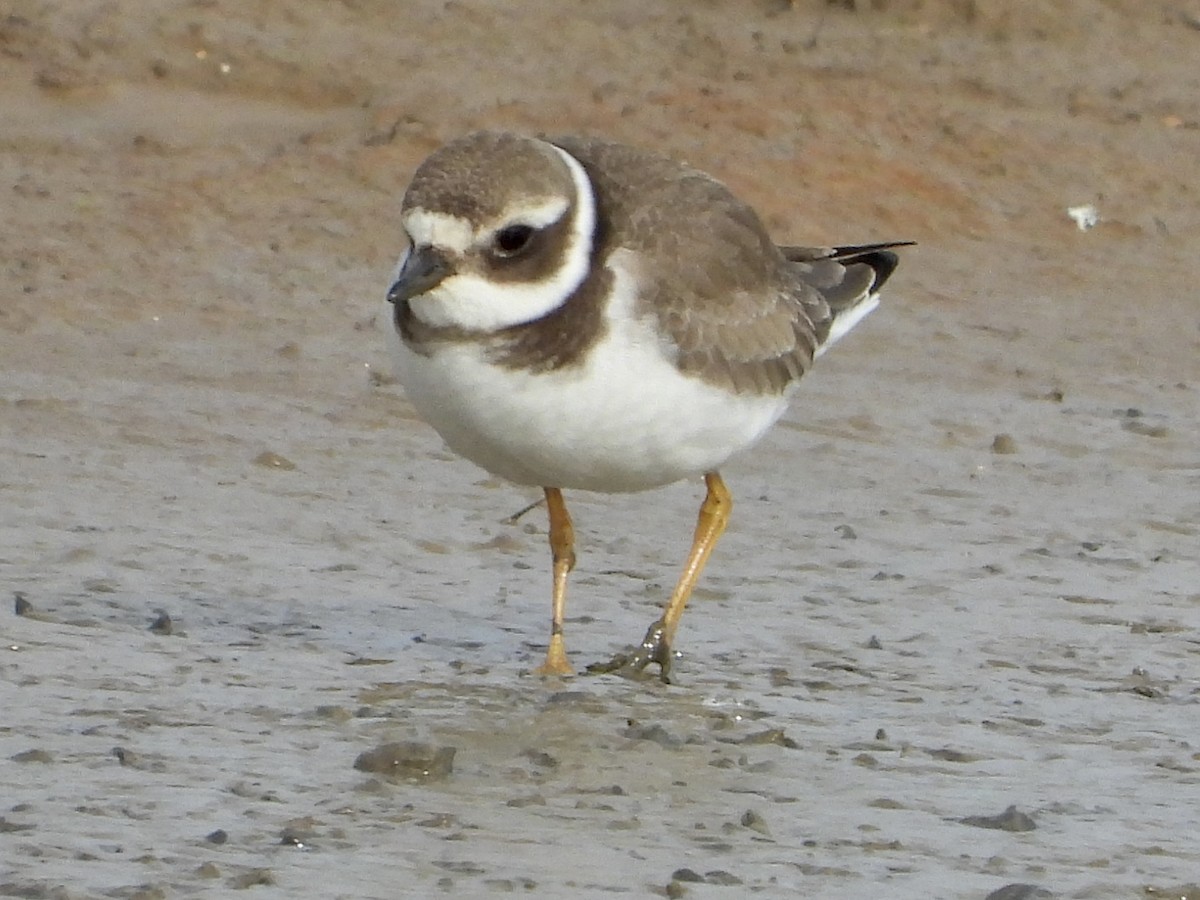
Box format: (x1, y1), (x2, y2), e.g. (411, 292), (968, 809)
(2, 1), (1199, 897)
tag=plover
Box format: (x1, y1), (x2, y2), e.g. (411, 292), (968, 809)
(387, 131), (909, 681)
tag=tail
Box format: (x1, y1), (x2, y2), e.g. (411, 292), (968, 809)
(780, 241), (914, 357)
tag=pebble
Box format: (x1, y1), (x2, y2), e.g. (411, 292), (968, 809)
(12, 592), (54, 623)
(962, 805), (1037, 832)
(621, 722), (681, 747)
(984, 884), (1054, 900)
(0, 815), (35, 833)
(520, 748), (559, 769)
(704, 871), (742, 885)
(1144, 885), (1200, 900)
(280, 817), (319, 847)
(739, 728), (798, 749)
(228, 868), (274, 889)
(11, 749), (53, 764)
(314, 704), (353, 723)
(991, 433), (1018, 454)
(667, 867), (743, 889)
(929, 747), (985, 763)
(147, 610), (173, 635)
(767, 667), (796, 687)
(128, 885), (166, 900)
(739, 809), (770, 836)
(1123, 419), (1168, 437)
(353, 741), (456, 782)
(252, 451), (296, 470)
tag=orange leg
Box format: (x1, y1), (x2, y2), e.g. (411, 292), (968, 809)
(534, 487), (576, 676)
(589, 472), (732, 682)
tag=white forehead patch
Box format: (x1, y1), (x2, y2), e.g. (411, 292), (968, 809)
(402, 209), (474, 254)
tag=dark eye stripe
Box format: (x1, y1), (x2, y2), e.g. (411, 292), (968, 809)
(482, 204), (579, 286)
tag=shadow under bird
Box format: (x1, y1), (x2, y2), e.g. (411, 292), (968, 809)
(386, 131), (910, 682)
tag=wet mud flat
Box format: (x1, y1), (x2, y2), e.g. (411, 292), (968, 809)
(3, 0), (1200, 897)
(4, 332), (1198, 898)
(3, 557), (1198, 900)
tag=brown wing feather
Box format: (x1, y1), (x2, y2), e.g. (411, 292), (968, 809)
(553, 136), (824, 396)
(780, 243), (911, 346)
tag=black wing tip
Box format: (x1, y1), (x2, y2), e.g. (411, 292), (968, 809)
(830, 241), (915, 293)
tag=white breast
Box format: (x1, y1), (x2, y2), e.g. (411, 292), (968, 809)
(392, 261), (790, 493)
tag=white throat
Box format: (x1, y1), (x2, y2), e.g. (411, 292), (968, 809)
(402, 144), (599, 333)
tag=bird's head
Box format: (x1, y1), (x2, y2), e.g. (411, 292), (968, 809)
(387, 131), (597, 335)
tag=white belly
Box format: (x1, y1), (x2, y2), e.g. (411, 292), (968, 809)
(392, 316), (790, 494)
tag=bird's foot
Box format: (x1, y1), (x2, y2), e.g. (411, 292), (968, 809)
(534, 634), (575, 677)
(585, 619), (675, 684)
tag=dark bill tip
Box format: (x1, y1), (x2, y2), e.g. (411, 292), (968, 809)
(387, 246), (451, 305)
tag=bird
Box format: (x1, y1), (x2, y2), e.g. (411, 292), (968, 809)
(386, 131), (909, 682)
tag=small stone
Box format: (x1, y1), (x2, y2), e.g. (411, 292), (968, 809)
(740, 809), (770, 836)
(14, 592), (33, 616)
(991, 433), (1018, 454)
(252, 451), (296, 471)
(418, 812), (461, 827)
(1144, 885), (1200, 900)
(544, 690), (597, 707)
(229, 868), (274, 889)
(834, 523), (857, 539)
(984, 884), (1054, 900)
(314, 705), (353, 723)
(1122, 419), (1168, 438)
(280, 817), (318, 847)
(505, 795), (547, 809)
(962, 805), (1037, 832)
(0, 815), (35, 833)
(521, 748), (559, 768)
(148, 610), (173, 635)
(353, 741), (456, 782)
(622, 722), (681, 747)
(767, 667), (796, 687)
(670, 868), (704, 883)
(11, 749), (53, 764)
(205, 829), (229, 845)
(196, 862), (221, 879)
(704, 870), (743, 886)
(929, 747), (984, 763)
(739, 728), (798, 749)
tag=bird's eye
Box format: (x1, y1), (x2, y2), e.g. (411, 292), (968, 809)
(492, 224), (535, 258)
